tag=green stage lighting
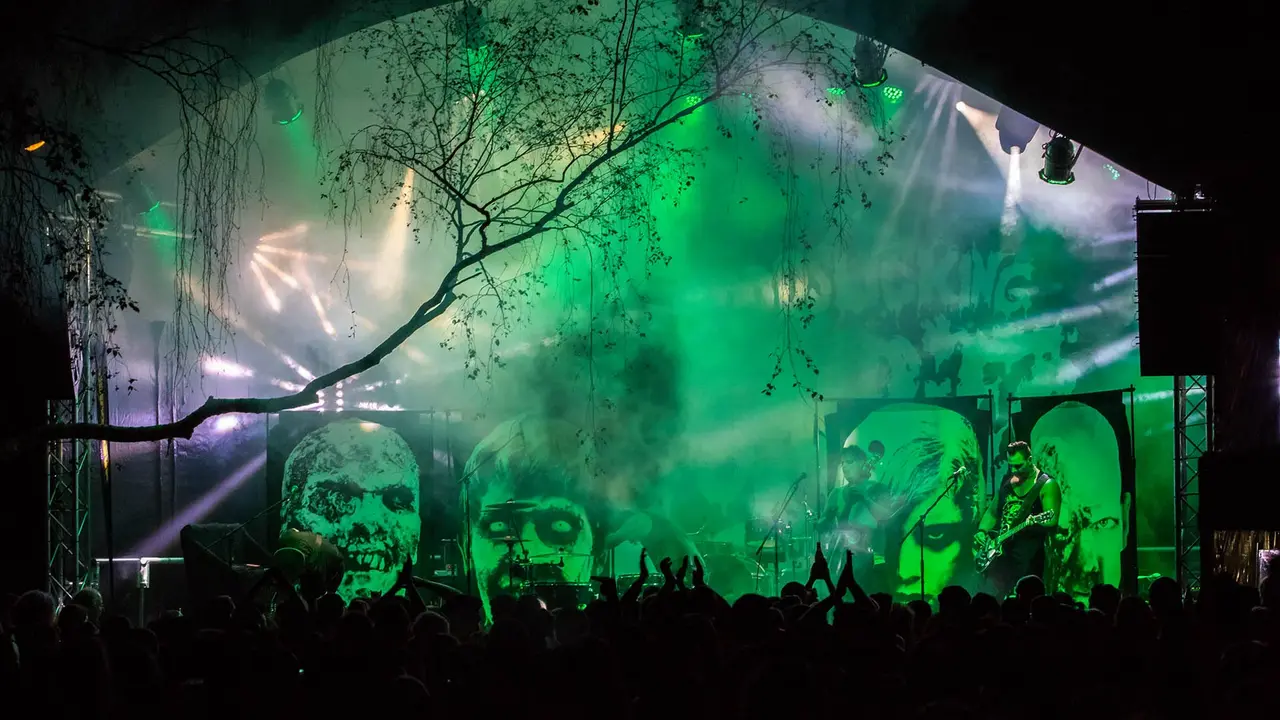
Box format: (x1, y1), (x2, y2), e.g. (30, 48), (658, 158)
(265, 79), (303, 126)
(455, 1), (487, 51)
(882, 85), (904, 103)
(676, 0), (705, 38)
(1103, 163), (1121, 180)
(827, 87), (847, 96)
(853, 35), (890, 88)
(121, 180), (159, 216)
(1039, 135), (1080, 186)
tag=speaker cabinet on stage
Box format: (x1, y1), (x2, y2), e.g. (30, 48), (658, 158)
(1135, 208), (1227, 376)
(1200, 449), (1280, 530)
(1199, 448), (1280, 585)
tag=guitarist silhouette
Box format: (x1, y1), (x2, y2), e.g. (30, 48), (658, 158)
(975, 441), (1062, 599)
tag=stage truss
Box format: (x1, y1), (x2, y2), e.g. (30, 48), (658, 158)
(45, 222), (109, 601)
(1174, 374), (1214, 594)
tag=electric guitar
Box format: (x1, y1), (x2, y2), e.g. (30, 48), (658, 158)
(974, 510), (1055, 573)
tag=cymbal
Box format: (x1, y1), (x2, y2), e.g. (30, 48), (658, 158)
(528, 551), (592, 558)
(484, 500), (537, 511)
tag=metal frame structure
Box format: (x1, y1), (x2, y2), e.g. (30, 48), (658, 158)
(45, 315), (99, 601)
(45, 221), (107, 601)
(1173, 374), (1214, 594)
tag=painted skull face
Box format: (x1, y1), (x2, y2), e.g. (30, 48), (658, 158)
(282, 419), (420, 601)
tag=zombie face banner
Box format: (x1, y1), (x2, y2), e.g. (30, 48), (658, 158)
(459, 415), (610, 619)
(1011, 391), (1138, 601)
(267, 413), (441, 601)
(825, 397), (991, 603)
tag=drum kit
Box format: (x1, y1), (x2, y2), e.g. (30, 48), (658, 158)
(697, 518), (814, 598)
(485, 500), (595, 611)
(481, 499), (816, 609)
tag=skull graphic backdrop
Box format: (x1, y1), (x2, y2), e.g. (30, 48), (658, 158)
(281, 419), (421, 601)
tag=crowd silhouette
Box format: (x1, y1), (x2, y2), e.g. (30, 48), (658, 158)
(3, 546), (1278, 719)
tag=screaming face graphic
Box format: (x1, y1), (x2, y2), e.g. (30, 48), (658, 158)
(281, 419), (421, 601)
(841, 403), (980, 604)
(463, 416), (598, 619)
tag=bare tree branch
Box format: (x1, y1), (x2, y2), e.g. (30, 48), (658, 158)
(22, 0), (884, 443)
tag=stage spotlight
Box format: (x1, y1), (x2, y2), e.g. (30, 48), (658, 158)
(676, 0), (705, 38)
(1039, 134), (1081, 186)
(852, 35), (890, 88)
(955, 101), (967, 111)
(995, 106), (1039, 154)
(264, 79), (302, 126)
(882, 85), (904, 104)
(121, 180), (159, 216)
(455, 0), (488, 50)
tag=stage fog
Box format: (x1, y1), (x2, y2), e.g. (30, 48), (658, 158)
(94, 2), (1173, 603)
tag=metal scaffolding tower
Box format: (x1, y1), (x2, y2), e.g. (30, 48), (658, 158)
(45, 222), (106, 601)
(45, 390), (94, 600)
(1173, 374), (1214, 594)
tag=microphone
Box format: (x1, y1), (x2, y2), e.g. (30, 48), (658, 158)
(949, 466), (969, 478)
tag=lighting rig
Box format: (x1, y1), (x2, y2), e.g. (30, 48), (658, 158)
(852, 35), (890, 88)
(676, 0), (705, 39)
(456, 0), (488, 50)
(1039, 132), (1082, 186)
(995, 106), (1038, 154)
(264, 79), (302, 126)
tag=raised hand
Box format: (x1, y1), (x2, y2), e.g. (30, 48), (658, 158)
(676, 556), (689, 588)
(692, 556), (706, 588)
(837, 549), (855, 591)
(397, 556), (414, 589)
(658, 556), (678, 592)
(638, 548), (650, 583)
(807, 543), (831, 588)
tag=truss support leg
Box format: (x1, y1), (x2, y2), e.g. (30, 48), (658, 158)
(1174, 375), (1214, 595)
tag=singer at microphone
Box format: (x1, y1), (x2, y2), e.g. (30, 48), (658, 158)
(818, 444), (888, 583)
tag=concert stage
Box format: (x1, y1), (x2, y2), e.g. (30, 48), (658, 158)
(29, 3), (1199, 613)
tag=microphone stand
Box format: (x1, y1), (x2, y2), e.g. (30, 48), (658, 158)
(212, 494), (292, 562)
(900, 468), (966, 601)
(755, 472), (806, 595)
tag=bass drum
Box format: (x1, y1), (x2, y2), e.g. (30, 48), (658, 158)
(702, 553), (764, 601)
(531, 582), (597, 612)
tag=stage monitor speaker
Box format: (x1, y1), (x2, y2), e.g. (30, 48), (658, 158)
(1198, 449), (1280, 586)
(1135, 208), (1227, 376)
